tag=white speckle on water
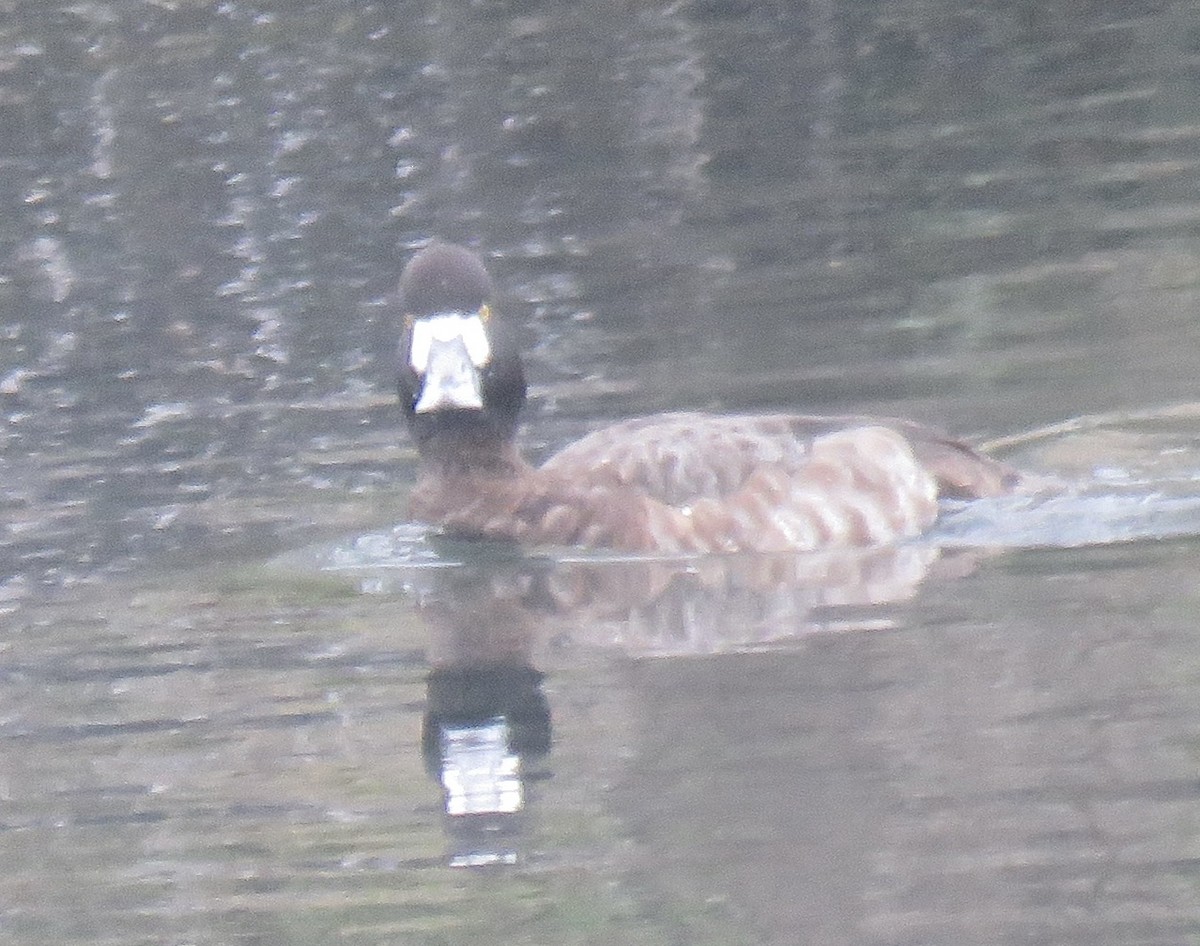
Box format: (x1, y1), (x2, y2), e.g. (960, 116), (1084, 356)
(133, 402), (193, 428)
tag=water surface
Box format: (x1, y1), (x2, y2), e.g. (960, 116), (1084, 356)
(2, 2), (1200, 944)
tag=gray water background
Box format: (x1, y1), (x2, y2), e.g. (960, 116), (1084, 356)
(1, 2), (1200, 944)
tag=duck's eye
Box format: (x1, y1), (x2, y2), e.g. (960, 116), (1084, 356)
(409, 312), (492, 373)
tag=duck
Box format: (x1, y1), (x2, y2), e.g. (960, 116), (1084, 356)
(396, 242), (1021, 554)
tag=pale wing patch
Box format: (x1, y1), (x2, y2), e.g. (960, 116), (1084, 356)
(657, 426), (940, 553)
(543, 413), (811, 506)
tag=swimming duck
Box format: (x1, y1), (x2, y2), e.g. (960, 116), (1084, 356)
(396, 243), (1020, 553)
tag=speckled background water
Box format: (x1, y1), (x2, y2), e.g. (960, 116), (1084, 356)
(2, 2), (1200, 944)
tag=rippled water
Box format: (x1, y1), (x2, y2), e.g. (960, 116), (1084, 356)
(3, 2), (1200, 944)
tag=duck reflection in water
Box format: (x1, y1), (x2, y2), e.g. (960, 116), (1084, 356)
(408, 539), (972, 867)
(422, 658), (550, 869)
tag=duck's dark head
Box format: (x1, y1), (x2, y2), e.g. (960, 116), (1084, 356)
(396, 243), (527, 459)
